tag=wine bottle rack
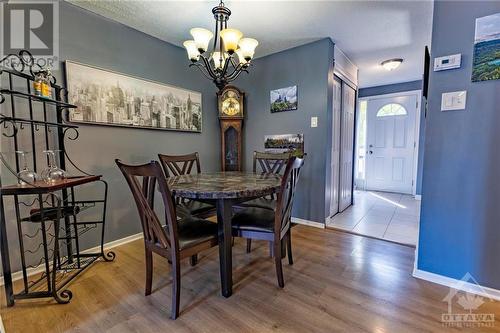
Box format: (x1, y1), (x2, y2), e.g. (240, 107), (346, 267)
(0, 50), (115, 306)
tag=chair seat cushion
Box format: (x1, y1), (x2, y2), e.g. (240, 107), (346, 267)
(177, 200), (215, 218)
(236, 197), (276, 211)
(170, 216), (218, 250)
(231, 207), (275, 233)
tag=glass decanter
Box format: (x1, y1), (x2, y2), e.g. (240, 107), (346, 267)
(41, 150), (66, 183)
(16, 151), (38, 186)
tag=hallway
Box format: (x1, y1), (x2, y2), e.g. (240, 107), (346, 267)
(326, 191), (420, 246)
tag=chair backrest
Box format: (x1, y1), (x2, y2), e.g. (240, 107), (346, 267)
(158, 152), (201, 177)
(274, 156), (305, 238)
(253, 151), (291, 175)
(115, 160), (179, 254)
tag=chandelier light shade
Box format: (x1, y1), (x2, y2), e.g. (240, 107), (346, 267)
(183, 40), (200, 61)
(236, 49), (249, 65)
(183, 1), (258, 90)
(220, 28), (243, 53)
(238, 38), (259, 60)
(211, 51), (227, 69)
(190, 28), (213, 53)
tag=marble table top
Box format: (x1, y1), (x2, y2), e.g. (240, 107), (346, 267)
(167, 172), (282, 199)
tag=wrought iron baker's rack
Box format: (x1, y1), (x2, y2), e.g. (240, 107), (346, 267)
(0, 50), (114, 306)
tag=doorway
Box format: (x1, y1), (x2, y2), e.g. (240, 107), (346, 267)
(357, 91), (421, 195)
(365, 93), (419, 194)
(327, 90), (422, 246)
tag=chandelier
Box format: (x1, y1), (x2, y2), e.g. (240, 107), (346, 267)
(183, 1), (258, 90)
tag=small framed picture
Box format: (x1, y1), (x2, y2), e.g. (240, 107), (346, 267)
(264, 133), (304, 157)
(472, 13), (500, 82)
(270, 85), (297, 113)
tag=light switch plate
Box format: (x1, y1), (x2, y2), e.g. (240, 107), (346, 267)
(441, 91), (467, 111)
(311, 117), (318, 127)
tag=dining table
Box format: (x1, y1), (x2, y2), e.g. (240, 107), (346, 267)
(167, 171), (282, 297)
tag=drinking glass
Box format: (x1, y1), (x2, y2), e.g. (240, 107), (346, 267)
(41, 150), (66, 183)
(16, 151), (38, 186)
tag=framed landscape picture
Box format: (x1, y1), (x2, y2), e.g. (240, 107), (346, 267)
(65, 61), (202, 132)
(472, 12), (500, 82)
(264, 133), (304, 157)
(270, 85), (297, 113)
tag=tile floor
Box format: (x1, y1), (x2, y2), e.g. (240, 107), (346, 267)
(326, 190), (421, 246)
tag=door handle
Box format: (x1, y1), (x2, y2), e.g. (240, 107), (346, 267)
(369, 151), (373, 154)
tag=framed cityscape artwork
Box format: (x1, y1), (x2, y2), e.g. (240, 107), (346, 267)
(65, 61), (202, 132)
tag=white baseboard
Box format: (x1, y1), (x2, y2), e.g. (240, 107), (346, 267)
(0, 232), (143, 287)
(82, 232), (143, 255)
(291, 217), (325, 229)
(413, 268), (500, 301)
(415, 194), (422, 201)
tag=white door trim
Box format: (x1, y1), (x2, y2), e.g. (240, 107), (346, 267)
(359, 89), (422, 195)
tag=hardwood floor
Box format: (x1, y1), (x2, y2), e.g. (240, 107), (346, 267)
(2, 226), (500, 332)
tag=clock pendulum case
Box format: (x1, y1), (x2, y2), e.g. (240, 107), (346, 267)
(217, 85), (245, 171)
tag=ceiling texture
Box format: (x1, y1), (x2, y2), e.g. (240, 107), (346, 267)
(69, 0), (433, 88)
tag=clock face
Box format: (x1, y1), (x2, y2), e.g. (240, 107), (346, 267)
(222, 97), (240, 116)
(219, 88), (244, 118)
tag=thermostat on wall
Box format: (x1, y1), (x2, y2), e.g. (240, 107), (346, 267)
(434, 54), (461, 71)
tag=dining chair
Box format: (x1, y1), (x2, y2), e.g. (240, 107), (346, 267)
(237, 151), (291, 252)
(116, 159), (218, 319)
(231, 156), (304, 288)
(158, 152), (215, 218)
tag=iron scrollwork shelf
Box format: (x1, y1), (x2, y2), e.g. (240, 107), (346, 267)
(0, 89), (77, 109)
(0, 49), (115, 307)
(0, 115), (78, 138)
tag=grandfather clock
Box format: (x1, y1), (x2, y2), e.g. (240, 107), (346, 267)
(217, 86), (245, 171)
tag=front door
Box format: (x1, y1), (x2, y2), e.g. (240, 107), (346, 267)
(365, 94), (418, 194)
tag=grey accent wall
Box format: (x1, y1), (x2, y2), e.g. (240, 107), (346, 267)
(237, 39), (335, 223)
(1, 2), (221, 272)
(418, 1), (500, 288)
(358, 80), (422, 98)
(60, 3), (221, 243)
(1, 5), (336, 275)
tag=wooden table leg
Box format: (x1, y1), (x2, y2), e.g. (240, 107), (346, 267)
(216, 199), (233, 298)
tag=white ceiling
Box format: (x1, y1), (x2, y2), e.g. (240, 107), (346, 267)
(69, 0), (433, 88)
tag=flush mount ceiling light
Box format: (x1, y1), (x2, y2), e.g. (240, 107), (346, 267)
(381, 58), (403, 71)
(183, 1), (258, 90)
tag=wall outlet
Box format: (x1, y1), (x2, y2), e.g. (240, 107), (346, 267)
(441, 91), (467, 111)
(311, 117), (318, 128)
